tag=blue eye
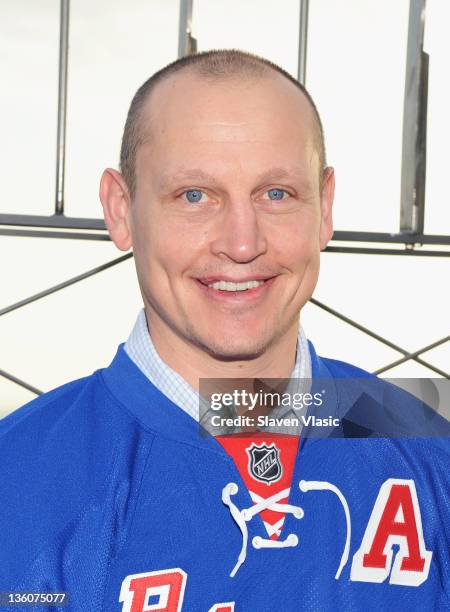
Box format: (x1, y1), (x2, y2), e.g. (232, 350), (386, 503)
(267, 188), (286, 200)
(184, 189), (204, 203)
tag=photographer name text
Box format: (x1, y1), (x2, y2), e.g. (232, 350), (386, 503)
(210, 415), (340, 428)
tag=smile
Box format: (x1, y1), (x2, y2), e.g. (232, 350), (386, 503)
(195, 276), (277, 302)
(207, 280), (264, 292)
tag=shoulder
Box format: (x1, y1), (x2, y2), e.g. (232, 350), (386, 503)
(310, 343), (450, 448)
(0, 372), (113, 484)
(0, 365), (153, 519)
(0, 366), (155, 583)
(0, 375), (90, 434)
(307, 339), (376, 380)
(0, 368), (117, 442)
(0, 365), (147, 468)
(320, 356), (376, 379)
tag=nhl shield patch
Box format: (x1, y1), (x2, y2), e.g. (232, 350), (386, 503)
(246, 442), (282, 484)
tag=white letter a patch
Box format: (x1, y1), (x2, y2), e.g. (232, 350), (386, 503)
(351, 479), (432, 586)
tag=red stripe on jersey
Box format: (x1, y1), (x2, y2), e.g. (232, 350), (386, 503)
(216, 433), (300, 539)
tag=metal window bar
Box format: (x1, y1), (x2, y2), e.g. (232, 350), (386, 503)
(374, 335), (449, 376)
(0, 368), (43, 396)
(310, 298), (449, 378)
(400, 0), (428, 234)
(0, 254), (133, 319)
(55, 0), (70, 215)
(178, 0), (197, 57)
(298, 0), (309, 85)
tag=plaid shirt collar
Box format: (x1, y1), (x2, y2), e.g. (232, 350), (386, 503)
(125, 309), (312, 430)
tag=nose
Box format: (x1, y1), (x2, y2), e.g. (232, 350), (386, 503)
(210, 198), (268, 263)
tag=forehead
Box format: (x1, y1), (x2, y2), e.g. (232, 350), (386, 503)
(136, 70), (319, 180)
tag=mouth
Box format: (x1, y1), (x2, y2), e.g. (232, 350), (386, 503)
(194, 275), (277, 302)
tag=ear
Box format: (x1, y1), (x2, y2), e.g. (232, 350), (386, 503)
(99, 168), (132, 251)
(319, 166), (335, 251)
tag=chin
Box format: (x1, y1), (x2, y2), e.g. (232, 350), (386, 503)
(196, 333), (269, 362)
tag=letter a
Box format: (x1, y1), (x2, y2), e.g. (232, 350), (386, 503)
(120, 568), (187, 612)
(351, 479), (432, 586)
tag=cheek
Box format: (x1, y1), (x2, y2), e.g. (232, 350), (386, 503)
(269, 213), (320, 267)
(138, 214), (207, 283)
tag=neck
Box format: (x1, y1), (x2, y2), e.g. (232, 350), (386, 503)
(145, 308), (299, 391)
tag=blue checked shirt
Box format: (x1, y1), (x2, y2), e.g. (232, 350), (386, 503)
(125, 309), (312, 432)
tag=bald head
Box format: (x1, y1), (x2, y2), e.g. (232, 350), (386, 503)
(120, 49), (326, 198)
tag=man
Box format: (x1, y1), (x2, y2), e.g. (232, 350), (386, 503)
(0, 50), (449, 611)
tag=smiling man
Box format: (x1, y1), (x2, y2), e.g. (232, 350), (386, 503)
(101, 52), (333, 389)
(1, 50), (449, 612)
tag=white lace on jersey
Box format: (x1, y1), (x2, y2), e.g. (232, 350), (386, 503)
(222, 479), (351, 579)
(248, 490), (290, 538)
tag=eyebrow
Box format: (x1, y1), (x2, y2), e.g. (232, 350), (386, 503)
(255, 166), (306, 183)
(160, 166), (310, 189)
(161, 169), (217, 187)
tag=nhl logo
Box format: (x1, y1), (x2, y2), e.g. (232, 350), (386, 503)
(246, 442), (282, 484)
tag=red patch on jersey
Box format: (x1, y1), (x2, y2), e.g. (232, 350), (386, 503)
(217, 433), (299, 539)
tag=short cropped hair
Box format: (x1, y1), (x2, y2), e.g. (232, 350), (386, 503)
(120, 49), (326, 198)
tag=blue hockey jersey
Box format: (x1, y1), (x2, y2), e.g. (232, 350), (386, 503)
(0, 341), (449, 611)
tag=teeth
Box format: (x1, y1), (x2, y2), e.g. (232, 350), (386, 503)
(207, 280), (265, 291)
